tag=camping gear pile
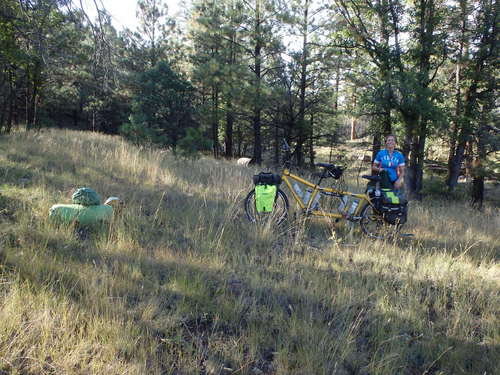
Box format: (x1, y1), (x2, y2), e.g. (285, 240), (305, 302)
(49, 188), (115, 226)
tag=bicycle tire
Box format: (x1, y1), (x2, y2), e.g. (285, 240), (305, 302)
(244, 188), (289, 225)
(359, 203), (403, 239)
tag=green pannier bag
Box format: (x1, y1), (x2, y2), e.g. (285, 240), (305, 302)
(255, 184), (277, 213)
(72, 187), (101, 206)
(49, 204), (113, 225)
(381, 189), (400, 204)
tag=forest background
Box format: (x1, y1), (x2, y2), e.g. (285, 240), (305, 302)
(0, 0), (498, 205)
(0, 1), (499, 374)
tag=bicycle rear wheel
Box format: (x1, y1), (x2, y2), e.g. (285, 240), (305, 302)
(244, 188), (289, 225)
(359, 203), (402, 239)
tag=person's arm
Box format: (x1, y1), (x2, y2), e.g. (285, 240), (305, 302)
(372, 161), (384, 174)
(372, 152), (383, 174)
(394, 164), (405, 189)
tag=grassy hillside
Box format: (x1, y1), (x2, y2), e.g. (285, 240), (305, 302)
(0, 129), (498, 375)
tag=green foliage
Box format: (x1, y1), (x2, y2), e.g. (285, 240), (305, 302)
(420, 174), (469, 201)
(120, 61), (203, 149)
(177, 127), (212, 158)
(119, 118), (164, 146)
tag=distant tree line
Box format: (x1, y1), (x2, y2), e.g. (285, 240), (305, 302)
(0, 0), (498, 206)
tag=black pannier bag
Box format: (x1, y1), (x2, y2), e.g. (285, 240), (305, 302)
(253, 172), (282, 186)
(380, 189), (407, 225)
(368, 188), (408, 225)
(380, 201), (408, 225)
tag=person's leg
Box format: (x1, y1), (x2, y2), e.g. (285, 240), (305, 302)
(393, 188), (406, 201)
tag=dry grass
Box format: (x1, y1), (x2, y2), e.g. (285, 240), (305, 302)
(0, 129), (498, 374)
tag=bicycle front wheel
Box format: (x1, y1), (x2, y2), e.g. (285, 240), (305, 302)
(244, 188), (289, 225)
(359, 203), (402, 239)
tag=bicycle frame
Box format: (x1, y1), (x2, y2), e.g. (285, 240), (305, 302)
(281, 168), (369, 220)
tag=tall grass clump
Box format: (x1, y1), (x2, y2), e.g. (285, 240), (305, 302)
(0, 129), (498, 374)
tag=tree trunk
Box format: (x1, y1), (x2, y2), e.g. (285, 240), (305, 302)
(372, 133), (381, 163)
(471, 74), (496, 208)
(296, 0), (309, 167)
(0, 76), (6, 132)
(447, 80), (478, 190)
(6, 70), (15, 133)
(334, 59), (340, 112)
(0, 101), (5, 133)
(26, 61), (41, 131)
(406, 118), (427, 199)
(448, 139), (466, 190)
(73, 109), (79, 128)
(274, 120), (280, 165)
(252, 111), (262, 163)
(471, 137), (484, 209)
(465, 141), (473, 181)
(402, 114), (419, 198)
(224, 99), (234, 158)
(212, 88), (220, 158)
(309, 113), (314, 168)
(447, 0), (496, 190)
(471, 171), (484, 209)
(446, 0), (468, 190)
(379, 1), (392, 136)
(329, 133), (336, 163)
(252, 0), (263, 165)
(350, 117), (357, 140)
(237, 122), (242, 157)
(401, 0), (436, 198)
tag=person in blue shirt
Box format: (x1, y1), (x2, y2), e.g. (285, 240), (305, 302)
(372, 134), (405, 190)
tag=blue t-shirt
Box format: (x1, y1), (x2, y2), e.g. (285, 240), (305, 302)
(374, 149), (405, 182)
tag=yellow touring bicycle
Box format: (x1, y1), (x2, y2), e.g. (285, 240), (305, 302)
(244, 140), (407, 239)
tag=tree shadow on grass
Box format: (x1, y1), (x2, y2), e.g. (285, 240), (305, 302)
(4, 224), (499, 375)
(287, 258), (500, 375)
(396, 235), (500, 263)
(2, 139), (498, 374)
(0, 164), (34, 187)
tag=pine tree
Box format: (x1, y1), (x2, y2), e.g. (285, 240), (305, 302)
(120, 61), (197, 151)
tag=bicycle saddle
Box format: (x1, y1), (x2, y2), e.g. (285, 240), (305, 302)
(362, 175), (381, 182)
(317, 163), (343, 179)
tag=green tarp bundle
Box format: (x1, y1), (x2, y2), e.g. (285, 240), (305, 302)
(49, 204), (113, 225)
(50, 187), (112, 225)
(255, 185), (277, 213)
(72, 187), (101, 206)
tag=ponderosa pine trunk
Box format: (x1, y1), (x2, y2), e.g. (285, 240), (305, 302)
(309, 113), (314, 168)
(447, 0), (468, 187)
(447, 81), (478, 190)
(212, 87), (220, 158)
(225, 100), (234, 158)
(295, 0), (310, 167)
(251, 0), (262, 165)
